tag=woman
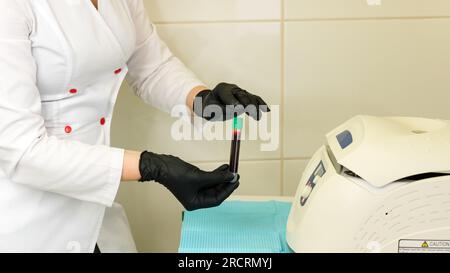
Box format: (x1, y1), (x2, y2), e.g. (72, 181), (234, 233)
(0, 0), (269, 253)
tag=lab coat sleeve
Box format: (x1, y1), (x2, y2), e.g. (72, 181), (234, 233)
(0, 0), (123, 207)
(126, 0), (205, 115)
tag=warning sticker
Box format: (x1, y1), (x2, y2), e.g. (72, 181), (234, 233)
(398, 240), (450, 253)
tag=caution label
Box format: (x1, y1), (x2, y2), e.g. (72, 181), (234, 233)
(398, 240), (450, 253)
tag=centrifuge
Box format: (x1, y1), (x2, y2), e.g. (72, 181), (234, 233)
(287, 115), (450, 253)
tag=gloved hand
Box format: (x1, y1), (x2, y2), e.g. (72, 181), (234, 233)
(194, 82), (270, 121)
(139, 151), (240, 211)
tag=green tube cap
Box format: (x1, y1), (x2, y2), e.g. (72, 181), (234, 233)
(233, 117), (244, 130)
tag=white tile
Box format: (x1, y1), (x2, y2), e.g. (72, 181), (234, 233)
(283, 159), (309, 196)
(196, 160), (282, 196)
(285, 0), (450, 19)
(112, 22), (281, 162)
(145, 0), (281, 22)
(284, 19), (450, 157)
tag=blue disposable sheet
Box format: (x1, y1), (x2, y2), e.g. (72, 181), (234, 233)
(179, 201), (293, 253)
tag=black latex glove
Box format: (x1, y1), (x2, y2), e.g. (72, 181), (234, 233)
(139, 151), (240, 211)
(194, 82), (270, 121)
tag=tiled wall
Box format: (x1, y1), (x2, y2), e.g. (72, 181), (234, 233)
(111, 0), (450, 252)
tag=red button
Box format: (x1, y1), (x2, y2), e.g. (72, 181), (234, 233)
(69, 88), (78, 94)
(114, 68), (122, 74)
(100, 117), (106, 126)
(65, 126), (72, 134)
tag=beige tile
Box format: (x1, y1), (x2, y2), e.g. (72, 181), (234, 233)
(114, 160), (281, 252)
(196, 160), (282, 196)
(115, 182), (184, 252)
(155, 23), (281, 106)
(285, 0), (450, 19)
(283, 159), (310, 196)
(112, 22), (281, 162)
(145, 0), (280, 22)
(284, 19), (450, 157)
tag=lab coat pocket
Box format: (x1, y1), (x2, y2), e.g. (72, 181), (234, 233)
(41, 94), (74, 137)
(41, 99), (60, 128)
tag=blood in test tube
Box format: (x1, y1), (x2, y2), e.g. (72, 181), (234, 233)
(229, 117), (243, 183)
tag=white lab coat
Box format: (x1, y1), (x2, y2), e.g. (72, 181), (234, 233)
(0, 0), (203, 253)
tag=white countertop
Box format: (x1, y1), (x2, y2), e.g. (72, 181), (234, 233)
(229, 195), (294, 202)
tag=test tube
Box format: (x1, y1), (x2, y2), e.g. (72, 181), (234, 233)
(229, 117), (243, 183)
